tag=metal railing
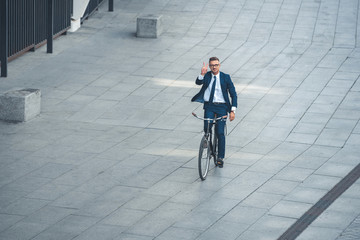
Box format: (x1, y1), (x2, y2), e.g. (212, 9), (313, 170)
(0, 0), (71, 77)
(34, 0), (72, 46)
(0, 0), (114, 77)
(8, 0), (35, 58)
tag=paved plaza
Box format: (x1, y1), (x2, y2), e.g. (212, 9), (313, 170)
(1, 0), (360, 239)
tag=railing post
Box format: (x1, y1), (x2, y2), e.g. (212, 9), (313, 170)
(31, 1), (36, 52)
(47, 0), (54, 53)
(109, 0), (114, 12)
(0, 0), (9, 77)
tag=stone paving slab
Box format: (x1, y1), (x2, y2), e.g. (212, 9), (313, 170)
(1, 0), (360, 239)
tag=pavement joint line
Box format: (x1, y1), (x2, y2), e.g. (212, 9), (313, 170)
(277, 163), (360, 240)
(337, 214), (360, 240)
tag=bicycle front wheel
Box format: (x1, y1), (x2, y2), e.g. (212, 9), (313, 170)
(198, 135), (211, 180)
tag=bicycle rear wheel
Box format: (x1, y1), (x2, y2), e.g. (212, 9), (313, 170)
(198, 135), (211, 180)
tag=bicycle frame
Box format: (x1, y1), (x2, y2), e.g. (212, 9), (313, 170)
(192, 112), (227, 137)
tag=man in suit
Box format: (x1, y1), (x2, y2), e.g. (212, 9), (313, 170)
(192, 57), (237, 168)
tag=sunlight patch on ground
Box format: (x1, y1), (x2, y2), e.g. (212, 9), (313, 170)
(151, 78), (199, 88)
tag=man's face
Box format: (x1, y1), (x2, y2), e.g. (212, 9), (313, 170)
(209, 60), (220, 75)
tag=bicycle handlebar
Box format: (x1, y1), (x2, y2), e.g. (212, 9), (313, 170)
(192, 112), (227, 121)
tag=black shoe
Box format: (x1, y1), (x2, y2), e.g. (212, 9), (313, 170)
(217, 158), (224, 168)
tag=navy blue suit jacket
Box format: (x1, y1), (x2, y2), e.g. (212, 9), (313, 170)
(191, 71), (237, 113)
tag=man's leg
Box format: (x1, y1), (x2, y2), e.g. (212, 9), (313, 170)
(215, 105), (227, 159)
(204, 105), (215, 134)
(215, 110), (227, 159)
(216, 119), (226, 159)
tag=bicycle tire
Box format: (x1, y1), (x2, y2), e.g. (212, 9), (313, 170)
(198, 135), (211, 180)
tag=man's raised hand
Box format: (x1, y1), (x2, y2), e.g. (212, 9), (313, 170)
(201, 62), (208, 76)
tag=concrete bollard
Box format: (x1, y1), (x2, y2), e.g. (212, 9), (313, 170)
(0, 88), (41, 122)
(136, 14), (163, 38)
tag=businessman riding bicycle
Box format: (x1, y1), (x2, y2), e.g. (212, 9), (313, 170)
(191, 57), (238, 168)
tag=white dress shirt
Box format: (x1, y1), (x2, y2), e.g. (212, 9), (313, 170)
(198, 73), (225, 103)
(198, 74), (237, 112)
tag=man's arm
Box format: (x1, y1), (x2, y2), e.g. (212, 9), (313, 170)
(196, 62), (208, 85)
(227, 76), (237, 108)
(195, 75), (204, 85)
(227, 75), (237, 121)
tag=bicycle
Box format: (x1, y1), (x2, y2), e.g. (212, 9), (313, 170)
(192, 112), (227, 180)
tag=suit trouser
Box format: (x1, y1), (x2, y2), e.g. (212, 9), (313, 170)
(204, 102), (227, 159)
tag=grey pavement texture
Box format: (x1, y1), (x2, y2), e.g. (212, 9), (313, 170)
(1, 0), (360, 239)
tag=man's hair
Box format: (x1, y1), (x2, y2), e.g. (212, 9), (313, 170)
(209, 57), (219, 62)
